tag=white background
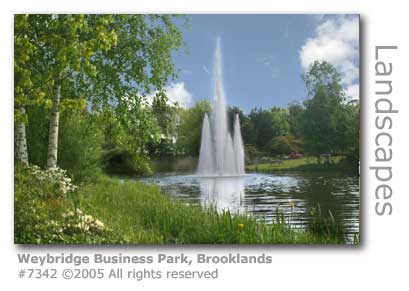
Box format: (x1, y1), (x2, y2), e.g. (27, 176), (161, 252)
(1, 0), (408, 290)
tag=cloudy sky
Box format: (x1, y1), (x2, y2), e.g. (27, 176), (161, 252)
(166, 14), (359, 111)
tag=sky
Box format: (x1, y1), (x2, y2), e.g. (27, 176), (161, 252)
(163, 14), (359, 112)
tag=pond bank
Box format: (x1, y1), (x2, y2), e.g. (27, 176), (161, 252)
(15, 165), (347, 244)
(246, 156), (358, 174)
(138, 172), (359, 244)
(78, 177), (348, 244)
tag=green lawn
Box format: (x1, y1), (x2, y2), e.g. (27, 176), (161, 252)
(246, 156), (351, 173)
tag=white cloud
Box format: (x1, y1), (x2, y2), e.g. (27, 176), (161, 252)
(146, 82), (193, 108)
(346, 84), (359, 100)
(164, 82), (193, 108)
(299, 15), (359, 98)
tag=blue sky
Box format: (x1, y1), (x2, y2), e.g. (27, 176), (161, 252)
(166, 14), (359, 112)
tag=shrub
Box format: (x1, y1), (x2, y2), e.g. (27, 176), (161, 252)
(58, 111), (104, 182)
(101, 147), (152, 176)
(244, 144), (259, 163)
(26, 106), (104, 183)
(14, 164), (125, 244)
(269, 134), (303, 156)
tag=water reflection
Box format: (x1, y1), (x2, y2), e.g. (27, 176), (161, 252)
(199, 177), (244, 213)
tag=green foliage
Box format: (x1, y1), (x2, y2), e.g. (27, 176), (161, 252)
(309, 204), (344, 241)
(78, 177), (343, 244)
(100, 107), (156, 176)
(89, 15), (187, 104)
(26, 106), (104, 182)
(269, 134), (303, 155)
(244, 145), (259, 163)
(14, 164), (125, 244)
(302, 85), (343, 155)
(14, 14), (187, 168)
(176, 100), (212, 156)
(242, 107), (289, 152)
(287, 102), (304, 138)
(344, 100), (360, 163)
(58, 111), (104, 182)
(300, 61), (359, 162)
(26, 105), (49, 168)
(151, 157), (197, 173)
(246, 156), (352, 173)
(227, 106), (245, 134)
(303, 60), (344, 98)
(147, 92), (181, 157)
(15, 164), (343, 244)
(14, 15), (116, 115)
(102, 147), (151, 176)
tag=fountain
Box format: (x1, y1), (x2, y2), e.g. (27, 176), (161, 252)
(197, 37), (245, 176)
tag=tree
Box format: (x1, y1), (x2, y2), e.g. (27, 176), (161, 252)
(242, 107), (289, 152)
(300, 61), (348, 158)
(176, 100), (212, 156)
(287, 102), (304, 138)
(269, 134), (303, 155)
(270, 107), (289, 136)
(148, 92), (181, 157)
(14, 14), (186, 169)
(227, 106), (245, 134)
(344, 100), (360, 164)
(303, 60), (344, 98)
(14, 15), (39, 164)
(15, 15), (116, 167)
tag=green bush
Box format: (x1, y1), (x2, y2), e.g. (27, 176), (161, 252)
(58, 111), (104, 182)
(26, 106), (104, 182)
(101, 147), (152, 176)
(244, 145), (259, 164)
(14, 164), (125, 244)
(26, 105), (50, 168)
(269, 134), (303, 155)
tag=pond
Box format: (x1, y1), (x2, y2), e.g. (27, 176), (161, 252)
(138, 172), (359, 243)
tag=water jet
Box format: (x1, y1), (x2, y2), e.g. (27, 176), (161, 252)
(197, 37), (245, 176)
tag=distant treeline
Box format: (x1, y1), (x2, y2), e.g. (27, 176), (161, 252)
(172, 61), (359, 165)
(22, 61), (359, 179)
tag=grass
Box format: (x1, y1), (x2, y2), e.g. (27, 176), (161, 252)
(246, 156), (356, 173)
(15, 165), (347, 244)
(77, 177), (344, 244)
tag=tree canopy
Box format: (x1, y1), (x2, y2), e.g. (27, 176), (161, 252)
(300, 61), (359, 160)
(14, 14), (187, 169)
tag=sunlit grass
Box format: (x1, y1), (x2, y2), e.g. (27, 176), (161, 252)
(246, 156), (347, 172)
(77, 177), (344, 244)
(15, 165), (347, 244)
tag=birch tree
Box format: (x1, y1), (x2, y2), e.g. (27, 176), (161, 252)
(15, 14), (186, 168)
(14, 15), (36, 164)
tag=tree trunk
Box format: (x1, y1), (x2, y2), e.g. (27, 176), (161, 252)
(15, 106), (28, 164)
(47, 84), (61, 168)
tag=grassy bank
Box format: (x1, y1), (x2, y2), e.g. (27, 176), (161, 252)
(246, 156), (357, 173)
(15, 164), (345, 244)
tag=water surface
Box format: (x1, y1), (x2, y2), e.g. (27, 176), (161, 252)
(139, 172), (359, 243)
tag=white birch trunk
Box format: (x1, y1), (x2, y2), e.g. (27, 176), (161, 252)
(15, 106), (28, 164)
(47, 84), (61, 168)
